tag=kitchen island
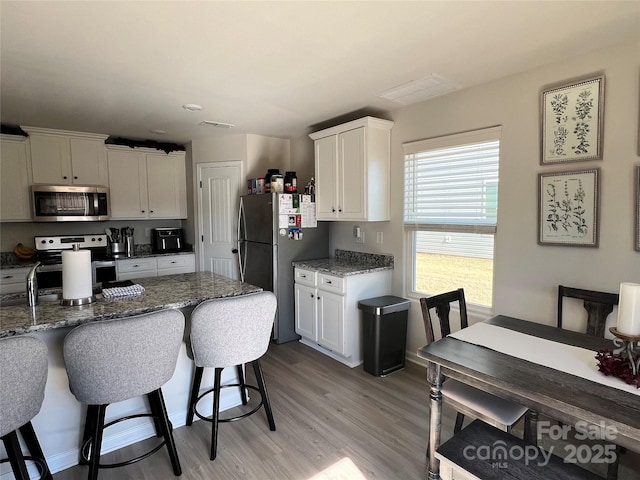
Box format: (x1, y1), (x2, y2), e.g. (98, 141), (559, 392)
(0, 271), (261, 337)
(0, 272), (262, 477)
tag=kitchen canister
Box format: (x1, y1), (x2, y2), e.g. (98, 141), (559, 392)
(61, 244), (95, 306)
(264, 169), (280, 193)
(284, 171), (297, 193)
(271, 174), (284, 193)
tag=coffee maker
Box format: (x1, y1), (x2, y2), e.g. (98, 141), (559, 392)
(151, 228), (185, 253)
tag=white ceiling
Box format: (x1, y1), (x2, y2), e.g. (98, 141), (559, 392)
(1, 1), (638, 144)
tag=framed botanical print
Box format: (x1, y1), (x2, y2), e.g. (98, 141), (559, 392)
(538, 168), (600, 247)
(541, 74), (604, 165)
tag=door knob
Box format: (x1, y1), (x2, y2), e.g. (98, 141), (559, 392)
(232, 248), (238, 253)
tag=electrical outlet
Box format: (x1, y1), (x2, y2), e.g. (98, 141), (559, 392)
(145, 228), (151, 237)
(376, 232), (383, 244)
(356, 231), (365, 244)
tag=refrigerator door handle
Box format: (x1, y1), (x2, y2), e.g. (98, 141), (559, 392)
(237, 198), (246, 283)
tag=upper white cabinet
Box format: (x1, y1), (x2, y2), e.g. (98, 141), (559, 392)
(309, 116), (394, 221)
(22, 126), (108, 186)
(107, 146), (187, 220)
(0, 135), (32, 221)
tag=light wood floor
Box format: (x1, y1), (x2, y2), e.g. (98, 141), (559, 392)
(54, 341), (640, 480)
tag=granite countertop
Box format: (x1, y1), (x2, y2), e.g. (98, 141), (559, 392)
(0, 272), (261, 338)
(292, 249), (394, 277)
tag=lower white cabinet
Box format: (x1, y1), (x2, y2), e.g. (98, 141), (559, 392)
(294, 266), (391, 367)
(157, 254), (196, 275)
(0, 267), (32, 295)
(116, 254), (195, 281)
(116, 257), (157, 281)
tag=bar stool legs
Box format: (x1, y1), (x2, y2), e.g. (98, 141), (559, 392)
(79, 390), (181, 480)
(1, 422), (54, 480)
(186, 360), (276, 460)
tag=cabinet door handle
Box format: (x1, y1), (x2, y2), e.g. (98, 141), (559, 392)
(141, 210), (145, 213)
(133, 264), (140, 268)
(74, 176), (78, 180)
(63, 176), (68, 179)
(338, 208), (342, 212)
(150, 210), (154, 213)
(171, 261), (177, 264)
(3, 275), (13, 279)
(332, 208), (336, 212)
(325, 280), (332, 285)
(310, 293), (314, 298)
(300, 274), (306, 278)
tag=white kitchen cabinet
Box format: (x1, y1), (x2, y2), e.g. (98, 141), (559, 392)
(0, 135), (32, 221)
(309, 116), (393, 221)
(22, 126), (108, 186)
(294, 266), (391, 367)
(116, 254), (195, 281)
(116, 257), (157, 281)
(294, 268), (318, 340)
(0, 266), (32, 295)
(107, 146), (187, 220)
(157, 254), (195, 275)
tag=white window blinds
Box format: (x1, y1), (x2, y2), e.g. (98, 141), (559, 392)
(403, 126), (501, 234)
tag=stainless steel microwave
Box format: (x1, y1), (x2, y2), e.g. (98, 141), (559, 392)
(31, 185), (110, 222)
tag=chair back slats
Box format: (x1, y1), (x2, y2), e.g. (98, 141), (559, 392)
(557, 285), (619, 338)
(420, 288), (468, 344)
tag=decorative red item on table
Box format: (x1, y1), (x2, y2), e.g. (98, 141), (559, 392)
(595, 349), (640, 388)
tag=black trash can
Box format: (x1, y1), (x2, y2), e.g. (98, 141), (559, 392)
(358, 296), (410, 377)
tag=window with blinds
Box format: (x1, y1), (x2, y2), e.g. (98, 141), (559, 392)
(403, 126), (501, 307)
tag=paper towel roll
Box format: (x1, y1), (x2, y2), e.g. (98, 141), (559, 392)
(62, 249), (93, 301)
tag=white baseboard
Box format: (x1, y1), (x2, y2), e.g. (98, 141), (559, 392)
(298, 338), (362, 368)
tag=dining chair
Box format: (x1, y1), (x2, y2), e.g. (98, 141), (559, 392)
(557, 285), (621, 480)
(420, 288), (533, 455)
(557, 285), (619, 337)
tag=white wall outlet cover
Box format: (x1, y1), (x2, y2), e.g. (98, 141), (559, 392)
(353, 226), (361, 238)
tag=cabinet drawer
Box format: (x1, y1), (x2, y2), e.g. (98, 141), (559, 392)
(117, 257), (157, 273)
(318, 273), (344, 294)
(157, 254), (194, 270)
(0, 267), (32, 294)
(295, 268), (317, 287)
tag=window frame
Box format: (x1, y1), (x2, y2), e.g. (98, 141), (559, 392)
(403, 126), (501, 314)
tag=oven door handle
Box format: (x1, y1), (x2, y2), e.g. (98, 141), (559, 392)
(92, 260), (116, 267)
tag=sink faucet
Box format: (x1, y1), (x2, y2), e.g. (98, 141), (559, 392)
(26, 261), (41, 307)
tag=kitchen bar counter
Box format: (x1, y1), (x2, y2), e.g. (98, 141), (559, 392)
(0, 271), (261, 337)
(292, 249), (394, 277)
(0, 271), (262, 476)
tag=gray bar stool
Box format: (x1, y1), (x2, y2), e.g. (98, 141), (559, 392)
(186, 291), (277, 460)
(0, 335), (53, 480)
(63, 310), (184, 480)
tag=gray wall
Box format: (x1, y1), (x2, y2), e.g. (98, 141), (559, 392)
(324, 38), (640, 361)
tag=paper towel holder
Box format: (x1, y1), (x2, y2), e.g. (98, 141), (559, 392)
(60, 244), (96, 306)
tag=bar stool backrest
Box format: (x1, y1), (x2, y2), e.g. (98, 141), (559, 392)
(63, 309), (185, 405)
(0, 336), (48, 437)
(190, 291), (277, 368)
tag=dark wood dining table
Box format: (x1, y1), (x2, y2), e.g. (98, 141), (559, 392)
(417, 315), (640, 480)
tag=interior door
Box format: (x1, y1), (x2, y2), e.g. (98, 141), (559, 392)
(198, 161), (241, 279)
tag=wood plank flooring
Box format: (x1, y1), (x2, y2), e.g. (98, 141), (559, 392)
(53, 341), (639, 480)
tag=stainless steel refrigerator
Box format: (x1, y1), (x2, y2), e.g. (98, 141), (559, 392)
(238, 193), (329, 343)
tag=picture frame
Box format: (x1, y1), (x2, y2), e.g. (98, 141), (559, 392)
(541, 73), (604, 165)
(636, 165), (640, 251)
(538, 168), (600, 247)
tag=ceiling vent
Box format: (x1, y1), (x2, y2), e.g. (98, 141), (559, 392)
(379, 74), (460, 105)
(198, 120), (235, 129)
